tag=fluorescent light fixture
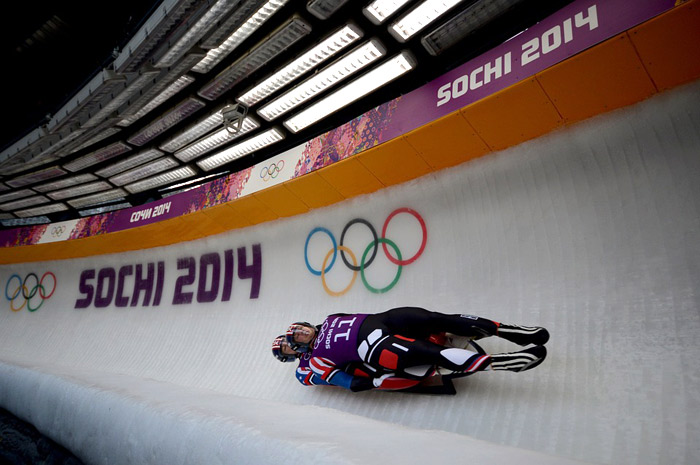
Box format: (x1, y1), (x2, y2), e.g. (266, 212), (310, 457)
(119, 74), (197, 127)
(0, 126), (54, 165)
(13, 204), (68, 219)
(68, 188), (128, 209)
(109, 157), (181, 186)
(193, 0), (290, 74)
(159, 103), (234, 153)
(306, 0), (350, 20)
(79, 202), (132, 217)
(197, 16), (312, 101)
(95, 148), (165, 178)
(421, 0), (526, 55)
(0, 189), (35, 204)
(389, 0), (468, 42)
(127, 97), (207, 146)
(0, 195), (50, 212)
(6, 166), (67, 188)
(47, 69), (126, 134)
(363, 0), (412, 24)
(237, 23), (363, 107)
(42, 127), (88, 159)
(284, 51), (415, 133)
(154, 0), (243, 68)
(197, 128), (284, 171)
(82, 67), (161, 128)
(114, 0), (204, 73)
(47, 181), (113, 200)
(0, 153), (60, 177)
(124, 166), (197, 193)
(258, 39), (386, 121)
(1, 216), (50, 226)
(34, 174), (99, 193)
(69, 128), (122, 154)
(63, 142), (132, 172)
(159, 171), (227, 195)
(174, 117), (259, 162)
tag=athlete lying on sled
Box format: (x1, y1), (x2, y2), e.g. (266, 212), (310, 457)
(272, 307), (549, 395)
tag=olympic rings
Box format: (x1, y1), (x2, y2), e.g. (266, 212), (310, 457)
(304, 208), (427, 296)
(361, 238), (402, 294)
(305, 227), (337, 276)
(5, 271), (56, 312)
(51, 225), (67, 237)
(260, 160), (285, 181)
(322, 246), (358, 297)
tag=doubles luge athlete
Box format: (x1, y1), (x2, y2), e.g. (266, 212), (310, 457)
(272, 307), (549, 394)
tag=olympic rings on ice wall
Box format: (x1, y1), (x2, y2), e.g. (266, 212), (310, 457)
(5, 272), (57, 312)
(304, 208), (427, 296)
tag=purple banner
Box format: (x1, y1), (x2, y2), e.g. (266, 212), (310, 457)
(381, 0), (676, 141)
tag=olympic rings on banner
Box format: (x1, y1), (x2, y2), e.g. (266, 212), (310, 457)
(304, 208), (427, 295)
(51, 225), (67, 237)
(5, 271), (57, 312)
(260, 160), (285, 181)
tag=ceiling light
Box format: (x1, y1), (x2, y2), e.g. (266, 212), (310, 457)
(1, 153), (60, 177)
(79, 202), (132, 217)
(95, 148), (165, 178)
(363, 0), (412, 24)
(159, 171), (227, 194)
(0, 126), (53, 165)
(421, 0), (526, 55)
(119, 74), (197, 127)
(197, 128), (284, 171)
(47, 181), (113, 201)
(47, 69), (126, 134)
(306, 0), (350, 20)
(126, 97), (207, 146)
(124, 166), (197, 193)
(63, 142), (132, 173)
(389, 0), (468, 42)
(284, 51), (415, 133)
(69, 128), (122, 154)
(154, 0), (243, 68)
(237, 23), (363, 107)
(68, 189), (128, 209)
(0, 195), (50, 212)
(6, 166), (67, 188)
(0, 189), (35, 204)
(114, 0), (204, 73)
(197, 16), (312, 101)
(81, 67), (161, 128)
(258, 39), (386, 121)
(34, 174), (99, 193)
(174, 117), (259, 162)
(109, 157), (181, 186)
(1, 216), (50, 226)
(193, 0), (290, 74)
(14, 203), (68, 219)
(159, 103), (234, 153)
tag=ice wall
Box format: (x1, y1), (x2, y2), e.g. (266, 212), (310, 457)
(0, 81), (698, 465)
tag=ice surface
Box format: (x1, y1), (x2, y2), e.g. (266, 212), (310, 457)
(0, 80), (698, 464)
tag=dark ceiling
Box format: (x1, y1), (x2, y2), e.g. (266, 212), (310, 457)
(2, 1), (161, 150)
(0, 0), (572, 229)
